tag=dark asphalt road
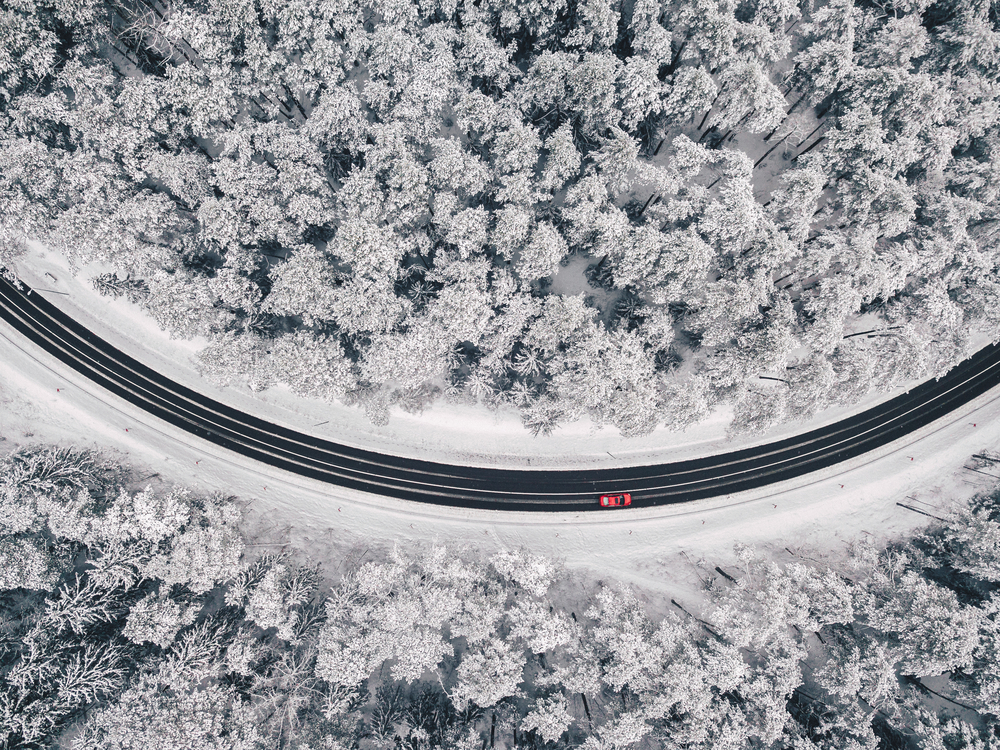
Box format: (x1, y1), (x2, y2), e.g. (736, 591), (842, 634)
(2, 274), (999, 511)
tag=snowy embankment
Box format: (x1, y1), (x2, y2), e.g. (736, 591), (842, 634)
(1, 244), (999, 600)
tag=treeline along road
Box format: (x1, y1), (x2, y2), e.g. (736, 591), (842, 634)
(2, 274), (999, 511)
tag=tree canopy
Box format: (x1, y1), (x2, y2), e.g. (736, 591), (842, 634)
(2, 0), (999, 435)
(5, 443), (1000, 749)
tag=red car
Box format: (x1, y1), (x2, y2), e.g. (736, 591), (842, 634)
(599, 493), (632, 508)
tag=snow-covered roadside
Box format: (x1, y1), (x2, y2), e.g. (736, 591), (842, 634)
(9, 243), (991, 471)
(3, 304), (999, 610)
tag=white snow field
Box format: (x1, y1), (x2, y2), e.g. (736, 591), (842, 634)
(2, 243), (1000, 601)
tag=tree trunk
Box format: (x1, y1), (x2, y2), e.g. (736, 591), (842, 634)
(793, 136), (825, 161)
(754, 132), (792, 169)
(734, 109), (756, 132)
(785, 92), (808, 117)
(259, 96), (293, 121)
(842, 326), (902, 339)
(798, 120), (826, 146)
(147, 0), (170, 21)
(915, 679), (979, 711)
(108, 41), (141, 68)
(697, 90), (721, 131)
(697, 108), (712, 130)
(282, 84), (309, 119)
(666, 34), (690, 75)
(264, 92), (296, 119)
(671, 599), (723, 639)
(758, 375), (790, 384)
(715, 566), (736, 582)
(965, 465), (1000, 479)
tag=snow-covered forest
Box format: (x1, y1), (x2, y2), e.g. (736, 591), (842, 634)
(3, 0), (999, 436)
(2, 442), (1000, 750)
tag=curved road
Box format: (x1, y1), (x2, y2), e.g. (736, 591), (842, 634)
(1, 273), (999, 511)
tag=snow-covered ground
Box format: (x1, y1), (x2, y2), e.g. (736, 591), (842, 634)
(4, 244), (1000, 609)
